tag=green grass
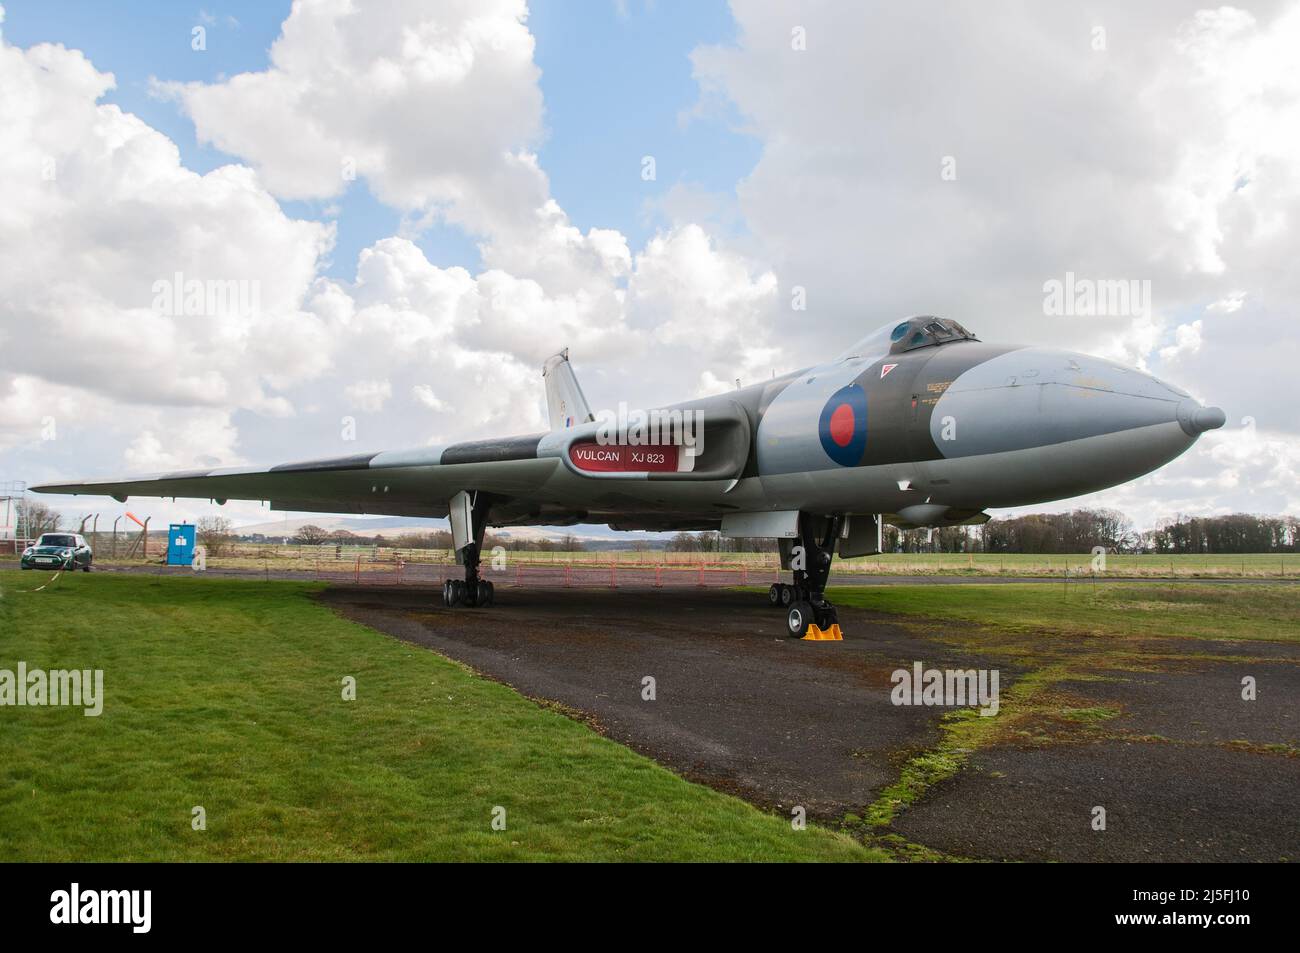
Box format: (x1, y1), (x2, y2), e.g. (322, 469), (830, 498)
(825, 583), (1300, 643)
(0, 571), (878, 861)
(836, 551), (1298, 577)
(1057, 706), (1121, 723)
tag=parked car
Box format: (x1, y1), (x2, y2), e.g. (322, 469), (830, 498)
(20, 533), (93, 571)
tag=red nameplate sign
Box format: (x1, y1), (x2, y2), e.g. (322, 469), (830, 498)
(569, 442), (680, 473)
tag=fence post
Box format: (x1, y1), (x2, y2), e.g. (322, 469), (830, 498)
(610, 564), (617, 589)
(655, 566), (662, 588)
(355, 554), (361, 584)
(564, 565), (571, 588)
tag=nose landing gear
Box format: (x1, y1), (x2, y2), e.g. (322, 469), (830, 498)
(771, 514), (844, 639)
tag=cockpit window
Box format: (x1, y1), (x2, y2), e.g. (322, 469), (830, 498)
(838, 316), (978, 361)
(890, 315), (978, 353)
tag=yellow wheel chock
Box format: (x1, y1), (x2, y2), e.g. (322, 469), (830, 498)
(802, 623), (843, 641)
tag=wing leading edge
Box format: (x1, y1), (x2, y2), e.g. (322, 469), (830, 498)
(31, 437), (555, 520)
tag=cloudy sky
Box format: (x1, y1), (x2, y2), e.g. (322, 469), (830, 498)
(1, 0), (1297, 535)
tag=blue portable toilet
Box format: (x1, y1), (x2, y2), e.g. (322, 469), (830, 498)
(167, 523), (197, 566)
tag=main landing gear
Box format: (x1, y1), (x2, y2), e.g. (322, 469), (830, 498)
(768, 514), (843, 639)
(442, 570), (494, 608)
(442, 491), (495, 608)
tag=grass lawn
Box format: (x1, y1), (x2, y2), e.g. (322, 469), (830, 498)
(826, 582), (1300, 643)
(837, 551), (1299, 576)
(0, 571), (877, 861)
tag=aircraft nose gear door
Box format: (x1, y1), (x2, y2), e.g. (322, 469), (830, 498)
(443, 490), (495, 608)
(767, 513), (843, 639)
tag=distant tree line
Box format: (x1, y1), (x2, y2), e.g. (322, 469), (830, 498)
(1143, 513), (1299, 554)
(980, 509), (1136, 554)
(255, 525), (589, 552)
(677, 509), (1300, 555)
(666, 532), (778, 554)
(904, 510), (1299, 555)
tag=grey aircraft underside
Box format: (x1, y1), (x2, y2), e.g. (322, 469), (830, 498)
(34, 315), (1225, 636)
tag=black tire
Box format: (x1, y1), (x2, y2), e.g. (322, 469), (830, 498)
(779, 584), (795, 608)
(816, 604), (838, 629)
(442, 579), (452, 606)
(477, 580), (494, 607)
(82, 562), (92, 573)
(767, 583), (782, 607)
(787, 601), (813, 638)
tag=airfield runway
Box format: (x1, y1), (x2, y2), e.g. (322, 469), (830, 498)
(321, 584), (1299, 863)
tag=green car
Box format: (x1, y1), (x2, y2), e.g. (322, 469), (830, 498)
(20, 532), (93, 572)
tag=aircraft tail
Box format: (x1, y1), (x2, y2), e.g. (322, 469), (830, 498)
(542, 348), (595, 430)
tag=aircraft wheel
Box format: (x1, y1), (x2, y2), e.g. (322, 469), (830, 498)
(816, 604), (838, 629)
(476, 580), (494, 607)
(779, 585), (795, 608)
(787, 601), (813, 639)
(767, 583), (782, 607)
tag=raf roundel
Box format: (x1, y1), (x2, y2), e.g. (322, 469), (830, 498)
(818, 384), (869, 466)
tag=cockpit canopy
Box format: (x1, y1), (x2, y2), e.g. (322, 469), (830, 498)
(838, 316), (978, 362)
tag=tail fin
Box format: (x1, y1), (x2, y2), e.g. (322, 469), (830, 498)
(542, 348), (594, 430)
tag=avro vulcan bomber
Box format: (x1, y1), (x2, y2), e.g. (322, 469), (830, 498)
(35, 317), (1224, 637)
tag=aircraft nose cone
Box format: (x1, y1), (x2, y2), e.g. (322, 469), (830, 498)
(1177, 400), (1226, 436)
